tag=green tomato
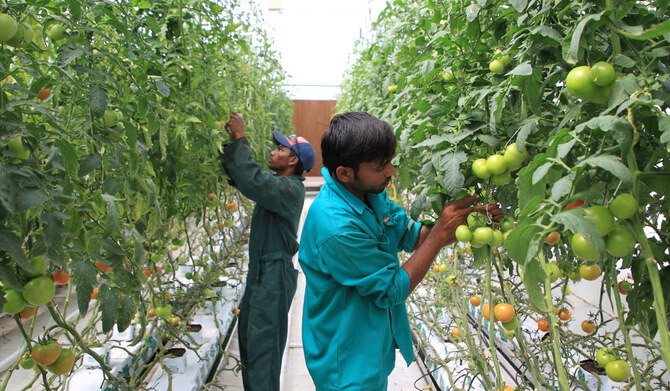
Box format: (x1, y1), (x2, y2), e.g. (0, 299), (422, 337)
(584, 205), (614, 236)
(472, 158), (490, 179)
(486, 154), (507, 175)
(27, 255), (47, 276)
(0, 13), (18, 42)
(8, 135), (30, 160)
(503, 143), (525, 171)
(547, 262), (561, 283)
(609, 193), (637, 220)
(491, 170), (511, 186)
(605, 224), (636, 257)
(22, 276), (56, 306)
(489, 229), (504, 247)
(103, 109), (118, 127)
(455, 225), (473, 242)
(473, 227), (493, 244)
(579, 264), (602, 281)
(467, 211), (487, 229)
(2, 289), (27, 314)
(605, 360), (631, 382)
(596, 347), (617, 367)
(590, 62), (615, 87)
(7, 22), (33, 48)
(49, 25), (65, 41)
(499, 54), (511, 66)
(155, 304), (172, 319)
(566, 66), (599, 102)
(47, 349), (75, 375)
(570, 233), (600, 262)
(489, 59), (504, 73)
(387, 84), (398, 93)
(501, 316), (518, 331)
(500, 217), (515, 232)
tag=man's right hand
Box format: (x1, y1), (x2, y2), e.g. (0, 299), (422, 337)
(225, 112), (246, 140)
(433, 195), (503, 246)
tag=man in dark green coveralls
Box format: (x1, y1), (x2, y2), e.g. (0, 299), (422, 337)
(221, 111), (315, 391)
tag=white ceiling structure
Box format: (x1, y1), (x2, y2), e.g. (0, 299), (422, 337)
(257, 0), (387, 100)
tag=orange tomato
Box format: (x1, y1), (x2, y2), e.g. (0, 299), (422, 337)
(19, 306), (37, 319)
(233, 308), (240, 315)
(148, 308), (156, 318)
(538, 319), (550, 332)
(482, 303), (497, 321)
(558, 308), (572, 321)
(90, 288), (98, 300)
(95, 261), (112, 273)
(470, 295), (482, 307)
(207, 192), (217, 199)
(225, 202), (237, 211)
(544, 231), (561, 245)
(493, 303), (516, 323)
(581, 320), (596, 334)
(37, 87), (51, 101)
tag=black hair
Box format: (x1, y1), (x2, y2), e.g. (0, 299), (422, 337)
(289, 149), (304, 176)
(321, 112), (396, 176)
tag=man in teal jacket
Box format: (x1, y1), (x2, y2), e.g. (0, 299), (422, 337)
(221, 112), (315, 391)
(299, 112), (501, 390)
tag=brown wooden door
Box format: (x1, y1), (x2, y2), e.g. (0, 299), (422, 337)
(291, 100), (336, 176)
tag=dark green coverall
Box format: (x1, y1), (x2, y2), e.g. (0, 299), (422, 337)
(221, 136), (304, 391)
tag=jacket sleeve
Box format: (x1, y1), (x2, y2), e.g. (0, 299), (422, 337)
(386, 198), (422, 253)
(316, 231), (411, 309)
(221, 137), (302, 218)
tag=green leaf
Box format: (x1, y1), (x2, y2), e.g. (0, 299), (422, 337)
(575, 116), (633, 155)
(517, 154), (549, 212)
(116, 296), (136, 332)
(522, 257), (550, 312)
(617, 19), (670, 40)
(104, 197), (120, 235)
(78, 154), (102, 177)
(565, 12), (604, 64)
(71, 257), (97, 314)
(88, 86), (107, 118)
(465, 4), (480, 22)
(503, 221), (543, 266)
(435, 151), (466, 197)
(0, 227), (30, 272)
(420, 59), (435, 77)
(55, 139), (79, 177)
(516, 117), (538, 148)
(410, 189), (427, 220)
(509, 0), (528, 12)
(145, 17), (161, 34)
(551, 208), (605, 255)
(507, 62), (532, 76)
(533, 26), (563, 42)
(57, 46), (84, 67)
(532, 162), (553, 185)
(551, 173), (575, 202)
(42, 212), (66, 260)
(579, 154), (633, 188)
(0, 257), (23, 290)
(156, 80), (170, 97)
(659, 115), (670, 151)
(426, 103), (451, 118)
(99, 285), (120, 333)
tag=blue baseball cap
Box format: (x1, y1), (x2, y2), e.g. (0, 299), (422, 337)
(273, 130), (315, 172)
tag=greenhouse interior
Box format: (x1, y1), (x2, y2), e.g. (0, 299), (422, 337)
(0, 0), (669, 390)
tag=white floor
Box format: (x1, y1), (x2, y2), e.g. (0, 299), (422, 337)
(213, 176), (434, 390)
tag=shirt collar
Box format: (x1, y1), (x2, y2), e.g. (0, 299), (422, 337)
(321, 167), (388, 220)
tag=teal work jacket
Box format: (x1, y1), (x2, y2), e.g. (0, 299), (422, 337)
(299, 167), (422, 391)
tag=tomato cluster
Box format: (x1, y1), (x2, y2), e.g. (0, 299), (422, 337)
(456, 212), (513, 249)
(565, 62), (620, 104)
(471, 143), (526, 186)
(568, 194), (638, 265)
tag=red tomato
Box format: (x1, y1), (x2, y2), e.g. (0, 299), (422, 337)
(564, 199), (585, 210)
(51, 269), (70, 285)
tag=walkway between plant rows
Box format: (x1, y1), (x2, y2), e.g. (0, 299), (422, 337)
(213, 176), (435, 391)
